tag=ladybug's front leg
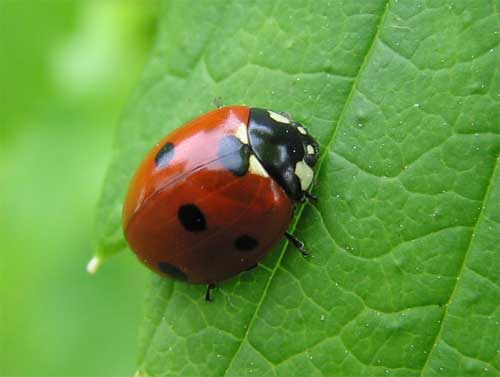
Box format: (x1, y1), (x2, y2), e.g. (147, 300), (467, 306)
(304, 191), (318, 203)
(285, 232), (309, 257)
(205, 283), (216, 302)
(297, 190), (318, 204)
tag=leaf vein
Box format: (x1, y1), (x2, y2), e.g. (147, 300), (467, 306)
(140, 280), (174, 365)
(441, 339), (500, 373)
(466, 265), (500, 290)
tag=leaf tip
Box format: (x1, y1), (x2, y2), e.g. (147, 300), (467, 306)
(86, 256), (102, 274)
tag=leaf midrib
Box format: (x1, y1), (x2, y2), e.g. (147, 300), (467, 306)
(220, 1), (392, 374)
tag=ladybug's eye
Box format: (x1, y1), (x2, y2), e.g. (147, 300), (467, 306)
(304, 153), (317, 167)
(303, 142), (318, 167)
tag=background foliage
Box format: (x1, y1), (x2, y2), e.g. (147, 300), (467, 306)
(95, 1), (500, 376)
(0, 1), (157, 375)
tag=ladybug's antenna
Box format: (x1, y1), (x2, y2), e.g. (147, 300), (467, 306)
(213, 97), (224, 109)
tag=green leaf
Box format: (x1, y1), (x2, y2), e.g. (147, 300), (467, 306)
(95, 0), (500, 375)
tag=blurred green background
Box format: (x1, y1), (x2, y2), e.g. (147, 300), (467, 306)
(0, 1), (159, 375)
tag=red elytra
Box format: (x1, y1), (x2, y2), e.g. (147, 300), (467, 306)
(123, 106), (295, 284)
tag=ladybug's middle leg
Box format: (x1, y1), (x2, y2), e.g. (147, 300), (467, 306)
(285, 232), (309, 257)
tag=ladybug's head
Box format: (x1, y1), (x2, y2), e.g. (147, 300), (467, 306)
(247, 108), (320, 202)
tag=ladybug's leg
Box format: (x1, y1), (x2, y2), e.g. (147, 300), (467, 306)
(304, 191), (318, 203)
(285, 232), (309, 257)
(205, 283), (216, 302)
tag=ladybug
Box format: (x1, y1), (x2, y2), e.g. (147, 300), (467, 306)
(122, 106), (319, 300)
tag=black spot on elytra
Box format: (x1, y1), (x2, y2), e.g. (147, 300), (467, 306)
(234, 235), (258, 251)
(218, 135), (251, 176)
(158, 262), (187, 281)
(155, 142), (174, 168)
(178, 204), (206, 232)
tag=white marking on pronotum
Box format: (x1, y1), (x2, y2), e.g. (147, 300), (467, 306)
(307, 144), (315, 154)
(249, 155), (269, 177)
(268, 111), (291, 124)
(234, 124), (249, 144)
(86, 256), (102, 274)
(297, 126), (307, 135)
(295, 160), (314, 191)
